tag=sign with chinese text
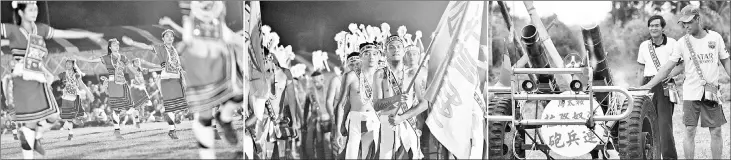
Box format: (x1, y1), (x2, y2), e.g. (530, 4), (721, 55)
(538, 91), (608, 157)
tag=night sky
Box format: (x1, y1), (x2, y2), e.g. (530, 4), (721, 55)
(1, 1), (448, 65)
(261, 1), (448, 61)
(0, 1), (243, 32)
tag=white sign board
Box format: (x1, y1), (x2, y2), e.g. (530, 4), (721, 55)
(539, 91), (609, 157)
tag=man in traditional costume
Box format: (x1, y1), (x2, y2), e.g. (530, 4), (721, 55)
(302, 70), (334, 159)
(333, 43), (383, 159)
(374, 35), (425, 159)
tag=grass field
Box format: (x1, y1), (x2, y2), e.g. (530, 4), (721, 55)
(1, 120), (244, 159)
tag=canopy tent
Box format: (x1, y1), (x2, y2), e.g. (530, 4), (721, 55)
(1, 25), (181, 77)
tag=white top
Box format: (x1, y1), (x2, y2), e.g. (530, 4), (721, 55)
(670, 30), (730, 100)
(637, 36), (677, 76)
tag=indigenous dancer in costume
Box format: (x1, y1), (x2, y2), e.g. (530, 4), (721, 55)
(124, 59), (161, 129)
(75, 38), (156, 140)
(248, 48), (276, 159)
(1, 1), (103, 158)
(255, 48), (300, 159)
(58, 60), (91, 140)
(302, 71), (333, 159)
(159, 1), (245, 158)
(333, 43), (384, 159)
(123, 28), (188, 139)
(389, 44), (430, 160)
(374, 35), (425, 159)
(327, 52), (360, 158)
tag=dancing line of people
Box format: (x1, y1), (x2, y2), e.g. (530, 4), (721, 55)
(1, 1), (245, 159)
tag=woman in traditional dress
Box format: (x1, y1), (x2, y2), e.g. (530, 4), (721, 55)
(57, 60), (91, 141)
(157, 1), (245, 158)
(1, 1), (104, 158)
(121, 58), (161, 129)
(122, 28), (188, 139)
(75, 38), (157, 140)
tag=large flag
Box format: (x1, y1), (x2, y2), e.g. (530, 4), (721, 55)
(424, 1), (487, 159)
(246, 1), (264, 72)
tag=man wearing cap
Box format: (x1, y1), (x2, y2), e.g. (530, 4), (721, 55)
(374, 35), (424, 159)
(634, 15), (684, 159)
(641, 5), (731, 159)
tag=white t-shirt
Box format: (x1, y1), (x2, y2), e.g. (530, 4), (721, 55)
(637, 36), (677, 76)
(670, 30), (730, 100)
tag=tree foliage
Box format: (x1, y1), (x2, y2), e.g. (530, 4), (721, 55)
(490, 1), (730, 90)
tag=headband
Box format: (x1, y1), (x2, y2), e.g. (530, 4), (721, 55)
(161, 29), (175, 37)
(359, 43), (379, 53)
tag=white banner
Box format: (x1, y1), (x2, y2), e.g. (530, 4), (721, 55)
(424, 1), (486, 158)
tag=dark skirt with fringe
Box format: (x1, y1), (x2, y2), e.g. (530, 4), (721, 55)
(107, 82), (133, 111)
(181, 44), (243, 113)
(60, 96), (84, 120)
(11, 77), (59, 123)
(160, 78), (187, 113)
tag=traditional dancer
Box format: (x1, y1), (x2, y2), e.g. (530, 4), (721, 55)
(327, 52), (360, 158)
(1, 1), (103, 158)
(333, 43), (385, 159)
(302, 71), (334, 159)
(123, 28), (188, 139)
(58, 59), (90, 140)
(75, 38), (154, 140)
(373, 35), (425, 159)
(121, 58), (159, 128)
(159, 1), (245, 158)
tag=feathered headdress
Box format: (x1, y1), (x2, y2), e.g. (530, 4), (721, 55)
(290, 64), (307, 78)
(312, 50), (329, 72)
(259, 25), (295, 68)
(11, 1), (36, 9)
(334, 31), (349, 65)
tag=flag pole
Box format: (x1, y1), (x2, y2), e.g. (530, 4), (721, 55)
(483, 2), (491, 159)
(404, 3), (448, 93)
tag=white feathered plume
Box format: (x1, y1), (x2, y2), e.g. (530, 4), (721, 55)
(312, 50), (330, 72)
(290, 64), (307, 78)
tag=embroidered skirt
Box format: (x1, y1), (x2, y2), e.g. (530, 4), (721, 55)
(107, 82), (133, 111)
(161, 78), (187, 113)
(60, 96), (84, 120)
(11, 77), (59, 123)
(181, 44), (243, 112)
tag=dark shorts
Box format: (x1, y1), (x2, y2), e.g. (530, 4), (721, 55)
(683, 100), (727, 128)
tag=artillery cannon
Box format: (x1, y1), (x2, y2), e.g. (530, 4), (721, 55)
(486, 1), (657, 159)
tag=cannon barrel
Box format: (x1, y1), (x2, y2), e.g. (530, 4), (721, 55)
(521, 25), (556, 91)
(581, 23), (612, 109)
(581, 24), (612, 83)
(521, 25), (551, 69)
